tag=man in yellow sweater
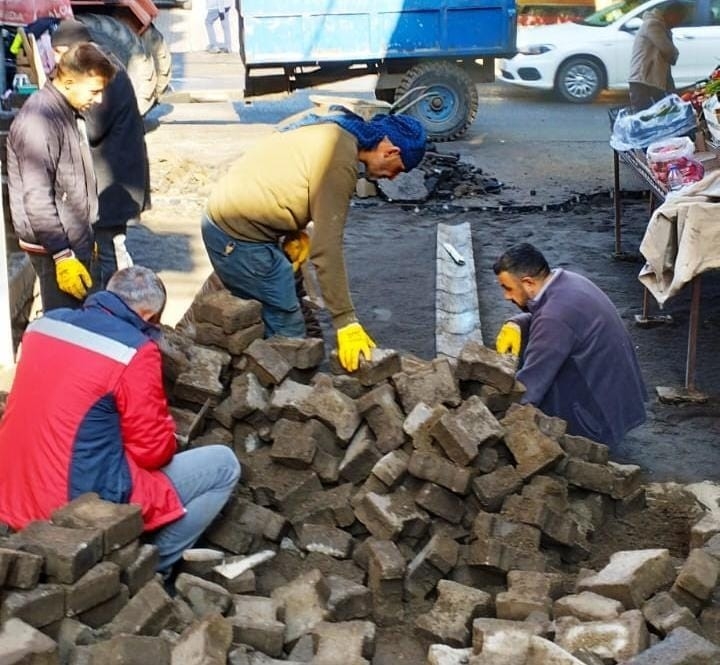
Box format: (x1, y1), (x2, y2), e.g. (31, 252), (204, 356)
(202, 112), (426, 371)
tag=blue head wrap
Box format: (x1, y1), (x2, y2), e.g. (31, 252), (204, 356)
(280, 107), (427, 171)
(372, 114), (427, 171)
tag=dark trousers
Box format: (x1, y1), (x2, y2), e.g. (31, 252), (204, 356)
(201, 215), (306, 338)
(294, 269), (323, 339)
(28, 253), (87, 312)
(93, 224), (132, 289)
(629, 82), (668, 113)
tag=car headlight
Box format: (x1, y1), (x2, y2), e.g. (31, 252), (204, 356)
(517, 44), (555, 55)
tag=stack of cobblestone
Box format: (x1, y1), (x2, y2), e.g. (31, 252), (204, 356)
(3, 289), (720, 664)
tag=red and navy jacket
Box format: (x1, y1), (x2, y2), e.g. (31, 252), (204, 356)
(0, 291), (184, 531)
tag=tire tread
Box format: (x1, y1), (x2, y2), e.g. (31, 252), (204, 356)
(395, 61), (478, 141)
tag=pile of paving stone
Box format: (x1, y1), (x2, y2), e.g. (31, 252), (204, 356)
(368, 149), (503, 204)
(4, 289), (720, 664)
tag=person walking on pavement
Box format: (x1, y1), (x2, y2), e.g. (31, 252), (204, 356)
(494, 243), (646, 447)
(201, 111), (427, 372)
(628, 1), (690, 112)
(7, 42), (116, 311)
(50, 19), (150, 289)
(0, 266), (241, 573)
(205, 0), (232, 53)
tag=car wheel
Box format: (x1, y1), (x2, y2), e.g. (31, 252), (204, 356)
(555, 57), (603, 103)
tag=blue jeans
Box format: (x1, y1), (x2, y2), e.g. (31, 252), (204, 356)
(201, 215), (306, 337)
(152, 445), (240, 571)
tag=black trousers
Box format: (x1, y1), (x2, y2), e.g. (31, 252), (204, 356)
(28, 253), (88, 313)
(629, 82), (668, 113)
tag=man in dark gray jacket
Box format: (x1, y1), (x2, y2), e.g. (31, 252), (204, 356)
(7, 42), (116, 310)
(494, 243), (647, 448)
(51, 19), (150, 288)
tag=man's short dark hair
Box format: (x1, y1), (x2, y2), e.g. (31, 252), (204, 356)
(663, 1), (691, 19)
(493, 243), (550, 278)
(56, 42), (116, 82)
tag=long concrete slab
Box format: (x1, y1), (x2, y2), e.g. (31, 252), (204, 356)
(435, 222), (483, 359)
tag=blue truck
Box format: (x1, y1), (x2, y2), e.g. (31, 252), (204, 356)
(239, 0), (517, 141)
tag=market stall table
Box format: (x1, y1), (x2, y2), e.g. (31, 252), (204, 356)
(608, 103), (720, 400)
(611, 145), (677, 328)
(637, 169), (720, 402)
(612, 147), (666, 256)
(611, 132), (718, 257)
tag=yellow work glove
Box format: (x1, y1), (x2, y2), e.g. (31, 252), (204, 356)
(337, 322), (376, 372)
(55, 254), (92, 300)
(282, 231), (310, 272)
(495, 321), (522, 356)
(9, 33), (22, 56)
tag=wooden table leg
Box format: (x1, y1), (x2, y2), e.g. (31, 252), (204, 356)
(685, 275), (702, 393)
(656, 275), (708, 403)
(611, 151), (640, 262)
(634, 287), (673, 327)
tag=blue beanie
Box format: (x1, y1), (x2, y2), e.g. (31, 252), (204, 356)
(367, 114), (427, 171)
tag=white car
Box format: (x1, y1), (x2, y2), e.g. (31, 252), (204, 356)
(499, 0), (720, 102)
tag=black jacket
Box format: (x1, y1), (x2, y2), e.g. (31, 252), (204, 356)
(7, 82), (96, 259)
(84, 65), (150, 228)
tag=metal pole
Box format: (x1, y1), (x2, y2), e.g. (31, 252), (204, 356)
(685, 275), (702, 393)
(0, 29), (7, 97)
(0, 159), (14, 368)
(613, 149), (621, 255)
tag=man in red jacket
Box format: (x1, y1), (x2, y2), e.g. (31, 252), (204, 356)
(0, 266), (240, 572)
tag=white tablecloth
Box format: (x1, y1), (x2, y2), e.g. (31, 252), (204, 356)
(639, 169), (720, 305)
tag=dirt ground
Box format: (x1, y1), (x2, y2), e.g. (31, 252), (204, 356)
(132, 116), (719, 660)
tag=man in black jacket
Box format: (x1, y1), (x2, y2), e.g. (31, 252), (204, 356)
(51, 19), (150, 288)
(7, 42), (116, 311)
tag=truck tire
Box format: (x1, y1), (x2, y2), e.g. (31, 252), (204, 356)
(141, 24), (172, 98)
(76, 14), (158, 115)
(374, 89), (395, 104)
(395, 62), (478, 142)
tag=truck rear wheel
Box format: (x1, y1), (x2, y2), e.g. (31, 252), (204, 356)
(141, 24), (172, 98)
(76, 14), (158, 115)
(395, 62), (478, 141)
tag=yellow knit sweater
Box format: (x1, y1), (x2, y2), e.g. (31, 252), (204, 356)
(207, 123), (359, 328)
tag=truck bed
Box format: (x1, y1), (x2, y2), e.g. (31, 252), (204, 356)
(241, 0), (517, 66)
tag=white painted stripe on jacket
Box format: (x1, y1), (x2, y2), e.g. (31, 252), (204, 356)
(27, 317), (138, 365)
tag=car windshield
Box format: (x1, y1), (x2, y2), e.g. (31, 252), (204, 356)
(579, 0), (648, 26)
